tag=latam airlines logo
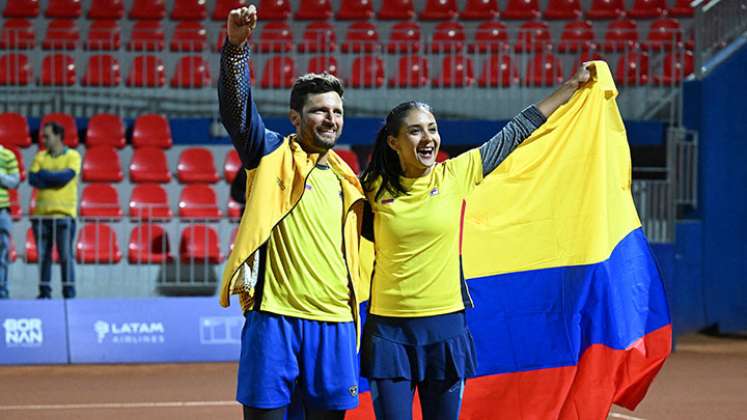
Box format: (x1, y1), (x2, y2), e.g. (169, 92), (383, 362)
(94, 321), (166, 345)
(3, 318), (43, 347)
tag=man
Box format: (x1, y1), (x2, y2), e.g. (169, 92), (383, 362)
(0, 145), (20, 299)
(29, 122), (81, 299)
(218, 5), (366, 420)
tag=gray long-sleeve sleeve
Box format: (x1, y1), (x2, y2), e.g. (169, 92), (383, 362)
(478, 105), (547, 176)
(0, 173), (19, 190)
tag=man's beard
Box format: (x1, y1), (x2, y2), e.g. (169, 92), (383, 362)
(301, 123), (338, 152)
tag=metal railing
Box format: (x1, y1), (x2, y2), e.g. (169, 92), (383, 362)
(693, 0), (747, 77)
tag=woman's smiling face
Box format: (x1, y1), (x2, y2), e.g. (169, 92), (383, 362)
(387, 108), (441, 178)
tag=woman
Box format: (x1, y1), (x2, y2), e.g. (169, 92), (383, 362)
(359, 65), (592, 420)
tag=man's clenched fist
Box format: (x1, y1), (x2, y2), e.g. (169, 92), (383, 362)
(227, 5), (257, 47)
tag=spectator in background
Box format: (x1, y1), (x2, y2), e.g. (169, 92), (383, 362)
(29, 122), (81, 299)
(0, 146), (20, 299)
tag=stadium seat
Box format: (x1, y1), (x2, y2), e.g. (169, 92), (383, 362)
(224, 149), (242, 183)
(6, 146), (25, 181)
(42, 19), (79, 50)
(468, 21), (509, 54)
(79, 184), (123, 219)
(212, 0), (246, 21)
(177, 147), (219, 184)
(388, 55), (429, 88)
(432, 55), (474, 88)
(171, 0), (207, 20)
(81, 54), (121, 87)
(127, 20), (165, 51)
(0, 19), (35, 49)
(386, 21), (421, 54)
(0, 53), (32, 86)
(26, 227), (60, 263)
(260, 56), (296, 89)
(76, 223), (122, 264)
(39, 113), (78, 148)
(132, 114), (172, 148)
(602, 19), (638, 52)
(615, 51), (649, 85)
(45, 0), (81, 18)
(258, 0), (291, 20)
(8, 189), (21, 220)
(515, 21), (552, 53)
(227, 198), (243, 219)
(298, 22), (336, 53)
(129, 183), (172, 220)
(129, 147), (171, 183)
(88, 0), (124, 19)
(654, 50), (694, 85)
(436, 150), (449, 163)
(128, 224), (173, 264)
(40, 54), (76, 86)
(81, 146), (123, 182)
(586, 0), (626, 19)
(644, 18), (682, 51)
(257, 22), (293, 53)
(377, 0), (415, 19)
(558, 20), (595, 53)
(128, 0), (166, 20)
(228, 226), (238, 253)
(334, 148), (360, 173)
(0, 113), (31, 148)
(669, 0), (694, 17)
(27, 188), (36, 216)
(86, 114), (125, 149)
(170, 56), (211, 88)
(170, 21), (207, 52)
(350, 55), (385, 88)
(430, 21), (465, 54)
(336, 0), (374, 20)
(126, 55), (166, 87)
(3, 0), (40, 18)
(478, 55), (519, 88)
(180, 224), (222, 263)
(8, 236), (17, 262)
(501, 0), (540, 20)
(418, 0), (458, 20)
(341, 22), (379, 53)
(307, 55), (338, 75)
(628, 0), (667, 18)
(543, 0), (582, 20)
(459, 0), (499, 20)
(525, 52), (564, 86)
(294, 0), (333, 20)
(85, 20), (120, 51)
(215, 26), (228, 51)
(178, 185), (222, 219)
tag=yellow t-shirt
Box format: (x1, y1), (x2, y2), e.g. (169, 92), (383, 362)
(261, 165), (353, 322)
(30, 148), (81, 217)
(0, 147), (19, 208)
(368, 149), (484, 317)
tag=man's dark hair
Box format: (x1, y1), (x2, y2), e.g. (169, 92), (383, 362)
(44, 121), (65, 141)
(289, 73), (344, 114)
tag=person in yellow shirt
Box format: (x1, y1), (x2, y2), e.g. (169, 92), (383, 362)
(359, 66), (591, 419)
(29, 122), (81, 299)
(0, 145), (20, 299)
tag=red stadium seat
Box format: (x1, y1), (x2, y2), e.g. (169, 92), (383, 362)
(39, 54), (76, 86)
(294, 0), (333, 20)
(76, 223), (122, 264)
(0, 113), (31, 148)
(386, 21), (421, 54)
(334, 148), (360, 173)
(26, 227), (60, 263)
(128, 224), (173, 264)
(459, 0), (499, 20)
(430, 21), (465, 54)
(525, 52), (564, 87)
(85, 20), (120, 51)
(615, 51), (649, 85)
(515, 21), (552, 53)
(298, 22), (336, 53)
(8, 189), (21, 220)
(337, 0), (374, 20)
(258, 0), (291, 20)
(388, 55), (429, 88)
(628, 0), (667, 18)
(586, 0), (626, 19)
(170, 21), (207, 52)
(257, 22), (293, 53)
(227, 198), (243, 219)
(3, 0), (40, 18)
(178, 185), (222, 219)
(40, 113), (78, 148)
(42, 19), (79, 50)
(224, 149), (242, 183)
(0, 53), (32, 86)
(171, 0), (207, 20)
(350, 55), (385, 88)
(127, 20), (165, 51)
(177, 147), (219, 184)
(341, 22), (379, 54)
(501, 0), (540, 20)
(170, 56), (211, 88)
(307, 55), (338, 75)
(129, 147), (171, 183)
(543, 0), (582, 20)
(478, 55), (519, 88)
(128, 0), (166, 20)
(0, 19), (35, 49)
(654, 50), (694, 85)
(126, 55), (166, 87)
(180, 225), (222, 263)
(81, 54), (121, 87)
(27, 188), (36, 216)
(669, 0), (694, 17)
(558, 20), (595, 53)
(133, 114), (172, 148)
(215, 26), (228, 51)
(418, 0), (458, 20)
(6, 146), (25, 181)
(79, 184), (123, 219)
(432, 55), (474, 88)
(45, 0), (81, 18)
(260, 56), (296, 89)
(644, 18), (682, 51)
(377, 0), (415, 20)
(86, 114), (125, 149)
(212, 0), (247, 21)
(88, 0), (124, 19)
(468, 21), (509, 54)
(129, 184), (172, 220)
(602, 19), (638, 52)
(82, 146), (123, 182)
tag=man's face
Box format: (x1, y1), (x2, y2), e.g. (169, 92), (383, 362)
(42, 126), (61, 150)
(292, 91), (344, 153)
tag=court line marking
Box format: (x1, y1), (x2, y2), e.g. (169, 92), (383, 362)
(609, 413), (647, 420)
(0, 401), (238, 411)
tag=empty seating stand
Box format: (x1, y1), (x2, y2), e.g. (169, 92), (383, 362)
(79, 183), (123, 220)
(177, 147), (219, 184)
(129, 147), (171, 183)
(180, 224), (222, 263)
(129, 183), (173, 220)
(76, 223), (122, 264)
(86, 114), (125, 149)
(81, 146), (123, 182)
(128, 224), (173, 264)
(0, 113), (31, 148)
(178, 184), (222, 219)
(132, 114), (172, 148)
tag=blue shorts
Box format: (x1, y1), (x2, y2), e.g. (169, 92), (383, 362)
(236, 311), (359, 410)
